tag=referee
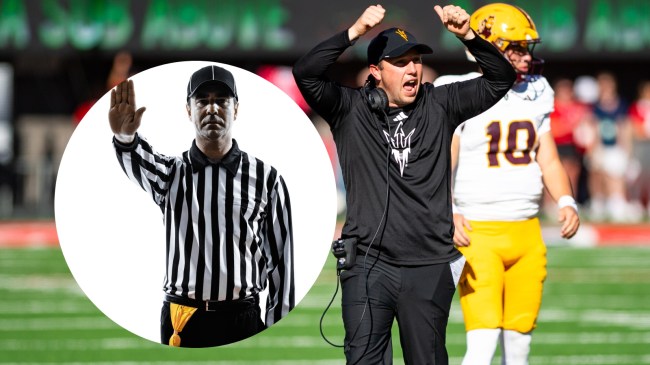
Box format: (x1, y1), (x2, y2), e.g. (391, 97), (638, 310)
(108, 65), (295, 347)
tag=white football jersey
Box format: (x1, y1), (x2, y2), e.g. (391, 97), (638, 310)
(445, 73), (554, 221)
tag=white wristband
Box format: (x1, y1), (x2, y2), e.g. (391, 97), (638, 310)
(115, 133), (135, 144)
(452, 202), (462, 215)
(558, 195), (578, 213)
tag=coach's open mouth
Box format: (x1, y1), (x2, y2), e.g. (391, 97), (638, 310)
(404, 80), (417, 96)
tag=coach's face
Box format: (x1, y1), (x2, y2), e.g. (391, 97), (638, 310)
(187, 83), (238, 143)
(371, 49), (423, 108)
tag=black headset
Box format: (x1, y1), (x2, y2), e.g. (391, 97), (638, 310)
(362, 76), (389, 114)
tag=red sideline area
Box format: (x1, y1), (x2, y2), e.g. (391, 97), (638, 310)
(0, 221), (649, 248)
(594, 224), (650, 244)
(0, 221), (59, 248)
(538, 223), (649, 247)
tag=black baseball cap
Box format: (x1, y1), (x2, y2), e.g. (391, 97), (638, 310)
(367, 27), (433, 66)
(187, 65), (238, 100)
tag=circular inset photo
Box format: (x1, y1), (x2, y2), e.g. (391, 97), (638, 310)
(54, 61), (337, 347)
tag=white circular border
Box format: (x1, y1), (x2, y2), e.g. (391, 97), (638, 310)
(54, 61), (337, 343)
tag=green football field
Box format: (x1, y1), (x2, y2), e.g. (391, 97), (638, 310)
(1, 245), (650, 365)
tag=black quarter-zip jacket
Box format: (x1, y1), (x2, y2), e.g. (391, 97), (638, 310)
(293, 30), (516, 265)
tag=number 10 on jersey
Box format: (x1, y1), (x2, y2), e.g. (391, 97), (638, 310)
(485, 120), (537, 167)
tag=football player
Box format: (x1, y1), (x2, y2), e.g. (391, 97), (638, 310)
(435, 4), (581, 364)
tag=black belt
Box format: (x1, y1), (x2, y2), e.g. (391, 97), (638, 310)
(165, 293), (259, 312)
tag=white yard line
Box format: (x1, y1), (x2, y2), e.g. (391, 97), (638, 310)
(0, 317), (116, 332)
(541, 308), (650, 329)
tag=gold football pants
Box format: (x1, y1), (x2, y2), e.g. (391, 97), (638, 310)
(457, 218), (547, 333)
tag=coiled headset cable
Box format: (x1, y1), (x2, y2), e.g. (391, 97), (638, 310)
(320, 84), (392, 365)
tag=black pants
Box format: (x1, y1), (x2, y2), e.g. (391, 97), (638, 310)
(341, 258), (457, 365)
(160, 297), (264, 347)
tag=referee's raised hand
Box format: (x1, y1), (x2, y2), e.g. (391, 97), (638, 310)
(109, 79), (146, 142)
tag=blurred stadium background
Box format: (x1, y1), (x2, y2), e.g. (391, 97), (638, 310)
(1, 0), (650, 364)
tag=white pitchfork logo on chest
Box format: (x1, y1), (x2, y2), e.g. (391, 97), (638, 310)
(383, 113), (415, 176)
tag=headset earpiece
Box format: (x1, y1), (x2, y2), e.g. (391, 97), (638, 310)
(366, 87), (388, 114)
(361, 80), (390, 147)
(362, 76), (389, 114)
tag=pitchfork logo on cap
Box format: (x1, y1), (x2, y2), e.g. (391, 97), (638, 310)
(396, 29), (408, 41)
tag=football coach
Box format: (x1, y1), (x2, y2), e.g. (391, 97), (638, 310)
(293, 3), (515, 364)
(108, 65), (295, 347)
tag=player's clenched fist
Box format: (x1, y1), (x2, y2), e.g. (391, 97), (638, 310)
(348, 4), (386, 41)
(109, 79), (146, 142)
(434, 4), (474, 40)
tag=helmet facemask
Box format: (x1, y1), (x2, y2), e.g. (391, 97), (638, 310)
(504, 40), (544, 80)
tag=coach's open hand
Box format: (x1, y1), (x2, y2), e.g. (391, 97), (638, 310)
(434, 4), (474, 40)
(109, 79), (146, 142)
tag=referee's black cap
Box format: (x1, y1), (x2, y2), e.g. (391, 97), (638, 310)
(187, 65), (238, 101)
(367, 27), (433, 66)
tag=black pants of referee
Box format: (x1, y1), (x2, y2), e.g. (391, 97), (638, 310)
(160, 295), (264, 348)
(341, 257), (457, 365)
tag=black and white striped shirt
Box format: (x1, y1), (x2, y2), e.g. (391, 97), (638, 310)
(113, 135), (294, 326)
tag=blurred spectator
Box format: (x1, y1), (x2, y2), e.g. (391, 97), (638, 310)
(543, 78), (597, 218)
(586, 72), (636, 222)
(73, 51), (133, 125)
(628, 80), (650, 218)
(573, 75), (599, 105)
(14, 52), (133, 216)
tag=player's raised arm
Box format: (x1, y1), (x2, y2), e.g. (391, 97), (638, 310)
(348, 4), (386, 41)
(434, 4), (475, 40)
(109, 79), (146, 143)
